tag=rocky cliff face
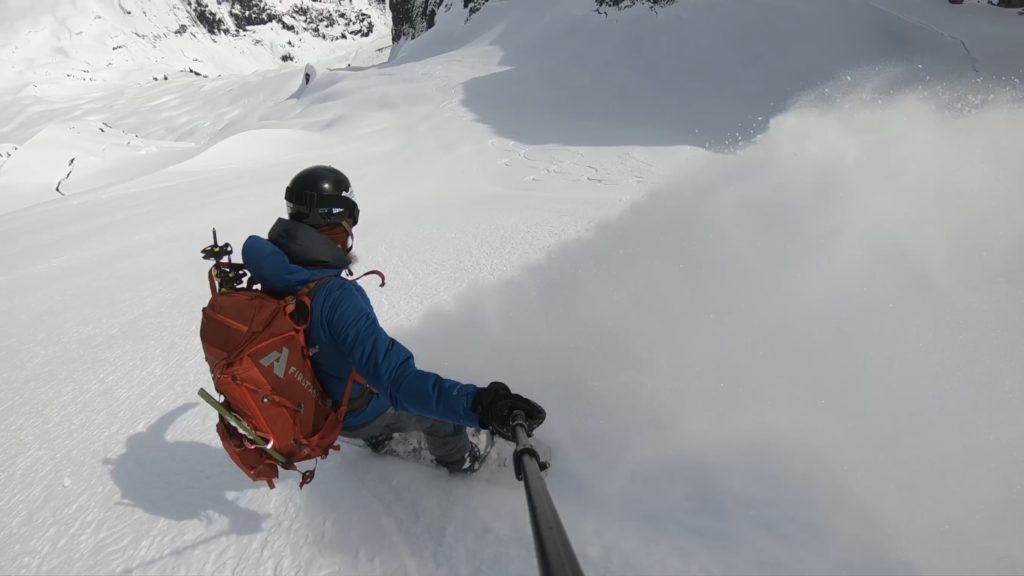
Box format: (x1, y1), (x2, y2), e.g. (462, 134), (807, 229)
(388, 0), (491, 43)
(0, 0), (392, 84)
(185, 0), (377, 42)
(595, 0), (675, 8)
(388, 0), (445, 43)
(387, 0), (678, 44)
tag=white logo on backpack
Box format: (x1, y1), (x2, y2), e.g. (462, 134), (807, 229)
(259, 346), (289, 379)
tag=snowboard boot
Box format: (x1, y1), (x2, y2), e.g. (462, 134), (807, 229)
(439, 443), (484, 474)
(438, 430), (492, 474)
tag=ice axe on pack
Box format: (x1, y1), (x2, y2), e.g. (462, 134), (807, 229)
(509, 410), (585, 576)
(198, 388), (292, 468)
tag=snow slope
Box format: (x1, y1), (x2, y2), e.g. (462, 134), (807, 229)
(1, 0), (1022, 574)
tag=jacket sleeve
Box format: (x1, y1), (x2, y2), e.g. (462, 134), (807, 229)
(315, 279), (481, 428)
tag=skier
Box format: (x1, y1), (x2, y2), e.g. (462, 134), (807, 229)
(241, 165), (546, 473)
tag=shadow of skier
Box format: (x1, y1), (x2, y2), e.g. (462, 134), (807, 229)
(102, 403), (265, 536)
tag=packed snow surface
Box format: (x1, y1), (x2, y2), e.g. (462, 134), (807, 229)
(1, 0), (1022, 574)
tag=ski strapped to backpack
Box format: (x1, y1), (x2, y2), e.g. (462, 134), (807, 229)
(196, 229), (378, 489)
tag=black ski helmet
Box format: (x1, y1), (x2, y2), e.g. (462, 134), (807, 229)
(284, 165), (360, 227)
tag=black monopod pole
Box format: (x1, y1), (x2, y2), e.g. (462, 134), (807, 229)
(511, 411), (585, 576)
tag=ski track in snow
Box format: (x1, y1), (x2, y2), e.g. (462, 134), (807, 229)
(487, 138), (656, 185)
(867, 0), (983, 76)
(419, 56), (658, 187)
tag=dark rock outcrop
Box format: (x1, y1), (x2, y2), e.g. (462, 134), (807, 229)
(464, 0), (491, 19)
(185, 0), (376, 41)
(188, 0), (230, 35)
(389, 0), (446, 43)
(389, 0), (494, 43)
(595, 0), (676, 9)
(387, 0), (679, 44)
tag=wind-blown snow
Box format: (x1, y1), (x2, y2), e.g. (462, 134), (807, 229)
(1, 0), (1022, 574)
(407, 91), (1024, 574)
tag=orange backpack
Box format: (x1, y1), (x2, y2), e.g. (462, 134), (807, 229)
(197, 230), (357, 489)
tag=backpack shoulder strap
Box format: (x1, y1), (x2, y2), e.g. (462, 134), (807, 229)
(288, 277), (336, 327)
(304, 276), (335, 299)
(294, 272), (383, 325)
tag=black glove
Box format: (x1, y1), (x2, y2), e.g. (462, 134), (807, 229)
(472, 381), (546, 441)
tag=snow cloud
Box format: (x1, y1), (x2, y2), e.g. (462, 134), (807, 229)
(399, 88), (1024, 574)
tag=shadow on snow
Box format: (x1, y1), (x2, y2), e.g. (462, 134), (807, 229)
(102, 403), (265, 536)
(390, 0), (976, 151)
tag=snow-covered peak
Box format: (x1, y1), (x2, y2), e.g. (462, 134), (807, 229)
(0, 0), (391, 88)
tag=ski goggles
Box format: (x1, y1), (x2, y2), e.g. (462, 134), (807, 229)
(316, 206), (355, 227)
(287, 196), (360, 228)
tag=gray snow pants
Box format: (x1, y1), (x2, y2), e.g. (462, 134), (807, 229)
(340, 408), (470, 465)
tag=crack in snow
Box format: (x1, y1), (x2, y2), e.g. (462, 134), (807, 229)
(55, 156), (75, 196)
(868, 1), (983, 76)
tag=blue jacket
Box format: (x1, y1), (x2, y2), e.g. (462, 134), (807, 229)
(241, 219), (481, 430)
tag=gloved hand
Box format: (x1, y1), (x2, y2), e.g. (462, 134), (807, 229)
(472, 381), (546, 441)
